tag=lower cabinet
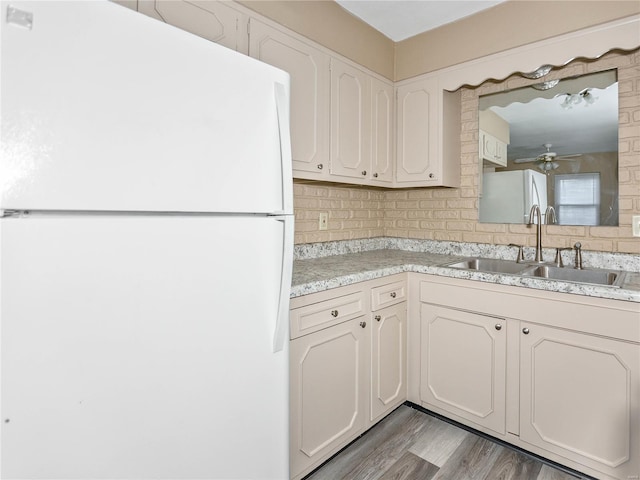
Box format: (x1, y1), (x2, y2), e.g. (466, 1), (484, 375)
(419, 304), (506, 435)
(519, 323), (640, 480)
(414, 274), (640, 480)
(289, 317), (368, 478)
(289, 277), (407, 480)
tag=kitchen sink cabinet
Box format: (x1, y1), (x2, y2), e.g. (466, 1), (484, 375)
(419, 304), (507, 435)
(289, 276), (407, 480)
(519, 323), (640, 480)
(137, 0), (249, 53)
(412, 273), (640, 480)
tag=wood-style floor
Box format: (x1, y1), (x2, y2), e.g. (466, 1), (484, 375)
(305, 404), (593, 480)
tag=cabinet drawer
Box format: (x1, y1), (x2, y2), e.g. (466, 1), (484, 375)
(371, 280), (406, 311)
(291, 291), (366, 339)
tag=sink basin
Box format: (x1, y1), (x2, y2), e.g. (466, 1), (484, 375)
(520, 265), (624, 287)
(446, 258), (530, 275)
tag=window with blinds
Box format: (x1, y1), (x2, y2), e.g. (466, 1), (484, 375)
(555, 173), (601, 225)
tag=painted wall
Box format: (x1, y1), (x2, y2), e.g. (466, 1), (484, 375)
(238, 0), (640, 82)
(238, 0), (395, 80)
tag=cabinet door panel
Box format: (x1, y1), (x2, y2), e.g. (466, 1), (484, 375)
(371, 78), (394, 184)
(520, 324), (640, 479)
(330, 59), (371, 180)
(249, 20), (330, 178)
(290, 318), (368, 478)
(396, 77), (439, 183)
(138, 0), (247, 53)
(420, 304), (506, 435)
(371, 303), (407, 422)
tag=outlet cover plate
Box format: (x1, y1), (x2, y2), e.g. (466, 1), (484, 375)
(633, 215), (640, 237)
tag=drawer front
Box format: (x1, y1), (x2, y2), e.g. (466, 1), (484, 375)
(371, 280), (406, 311)
(291, 291), (365, 339)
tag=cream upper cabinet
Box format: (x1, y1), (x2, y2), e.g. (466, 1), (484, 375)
(396, 77), (461, 187)
(480, 130), (508, 167)
(371, 78), (395, 185)
(137, 0), (248, 53)
(419, 303), (507, 435)
(329, 58), (374, 183)
(519, 323), (640, 480)
(248, 19), (331, 181)
(396, 76), (439, 184)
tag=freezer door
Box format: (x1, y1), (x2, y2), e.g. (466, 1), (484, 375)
(0, 214), (290, 479)
(1, 1), (291, 214)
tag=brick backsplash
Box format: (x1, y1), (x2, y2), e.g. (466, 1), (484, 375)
(293, 50), (640, 254)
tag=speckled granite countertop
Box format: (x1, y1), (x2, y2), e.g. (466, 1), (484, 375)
(291, 239), (640, 303)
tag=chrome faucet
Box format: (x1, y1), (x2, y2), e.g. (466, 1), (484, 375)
(545, 206), (557, 225)
(528, 204), (544, 263)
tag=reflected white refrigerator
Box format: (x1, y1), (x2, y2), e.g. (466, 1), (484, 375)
(479, 169), (548, 224)
(0, 2), (293, 479)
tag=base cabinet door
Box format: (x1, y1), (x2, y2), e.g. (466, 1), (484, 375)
(370, 303), (406, 423)
(290, 318), (369, 479)
(519, 323), (640, 480)
(420, 304), (506, 435)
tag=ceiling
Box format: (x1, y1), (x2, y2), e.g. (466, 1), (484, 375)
(335, 0), (507, 42)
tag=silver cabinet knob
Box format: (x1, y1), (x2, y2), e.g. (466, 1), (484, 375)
(390, 292), (397, 298)
(428, 173), (435, 179)
(362, 170), (367, 176)
(375, 315), (381, 322)
(495, 324), (502, 331)
(331, 310), (338, 317)
(522, 327), (530, 335)
(373, 173), (378, 178)
(317, 164), (323, 170)
(360, 321), (367, 328)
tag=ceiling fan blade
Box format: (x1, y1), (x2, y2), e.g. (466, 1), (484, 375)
(556, 153), (582, 159)
(513, 157), (538, 163)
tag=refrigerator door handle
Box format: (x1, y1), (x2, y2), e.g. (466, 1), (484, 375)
(272, 214), (294, 353)
(274, 81), (293, 215)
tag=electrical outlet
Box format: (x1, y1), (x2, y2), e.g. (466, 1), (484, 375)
(319, 212), (328, 231)
(633, 215), (640, 237)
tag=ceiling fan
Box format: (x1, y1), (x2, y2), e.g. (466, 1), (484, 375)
(513, 143), (581, 171)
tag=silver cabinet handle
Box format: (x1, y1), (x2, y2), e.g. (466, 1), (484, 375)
(495, 324), (502, 331)
(317, 164), (323, 170)
(331, 310), (338, 317)
(373, 173), (378, 178)
(362, 170), (367, 176)
(390, 292), (397, 298)
(522, 327), (530, 335)
(360, 321), (367, 328)
(428, 173), (435, 179)
(375, 315), (381, 322)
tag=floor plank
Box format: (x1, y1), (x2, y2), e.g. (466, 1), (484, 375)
(378, 452), (439, 480)
(304, 405), (589, 480)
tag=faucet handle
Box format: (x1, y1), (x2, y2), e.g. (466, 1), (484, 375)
(508, 243), (525, 263)
(554, 247), (573, 267)
(574, 242), (583, 270)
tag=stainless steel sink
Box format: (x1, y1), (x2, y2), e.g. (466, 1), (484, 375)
(444, 257), (626, 288)
(445, 258), (531, 275)
(520, 265), (625, 287)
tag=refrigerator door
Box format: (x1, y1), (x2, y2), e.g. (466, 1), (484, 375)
(479, 171), (527, 223)
(1, 214), (290, 479)
(1, 1), (291, 214)
(523, 170), (548, 222)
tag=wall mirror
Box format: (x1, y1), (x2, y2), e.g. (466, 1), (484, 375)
(478, 68), (618, 226)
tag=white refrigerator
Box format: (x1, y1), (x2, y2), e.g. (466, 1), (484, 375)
(0, 2), (293, 479)
(479, 169), (548, 224)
